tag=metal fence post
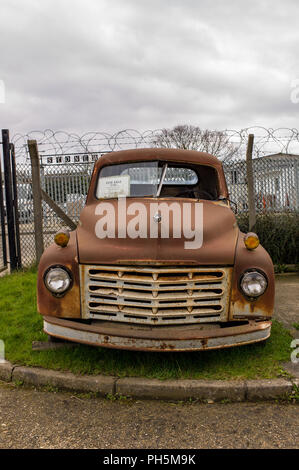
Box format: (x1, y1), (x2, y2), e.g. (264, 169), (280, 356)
(2, 129), (18, 271)
(28, 139), (44, 263)
(295, 158), (299, 211)
(246, 134), (256, 231)
(10, 143), (22, 269)
(0, 149), (7, 269)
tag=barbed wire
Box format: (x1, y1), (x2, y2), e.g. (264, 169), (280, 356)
(11, 126), (299, 162)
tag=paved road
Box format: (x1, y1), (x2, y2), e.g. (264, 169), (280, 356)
(274, 274), (299, 337)
(0, 383), (298, 449)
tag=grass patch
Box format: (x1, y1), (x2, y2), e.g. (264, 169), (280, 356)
(0, 269), (293, 381)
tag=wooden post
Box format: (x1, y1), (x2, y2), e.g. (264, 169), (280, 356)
(246, 134), (256, 232)
(41, 189), (77, 230)
(28, 140), (44, 263)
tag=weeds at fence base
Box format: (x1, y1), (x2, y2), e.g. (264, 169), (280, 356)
(237, 211), (299, 265)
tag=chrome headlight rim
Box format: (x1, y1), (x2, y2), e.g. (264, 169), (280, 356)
(239, 269), (268, 299)
(43, 265), (73, 297)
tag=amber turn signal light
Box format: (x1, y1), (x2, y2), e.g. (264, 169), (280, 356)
(54, 229), (70, 247)
(244, 232), (259, 250)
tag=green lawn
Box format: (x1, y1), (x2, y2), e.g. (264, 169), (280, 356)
(0, 268), (293, 380)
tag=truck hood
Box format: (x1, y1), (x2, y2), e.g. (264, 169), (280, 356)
(77, 199), (238, 265)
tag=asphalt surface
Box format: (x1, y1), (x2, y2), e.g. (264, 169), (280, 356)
(274, 274), (299, 337)
(0, 383), (298, 449)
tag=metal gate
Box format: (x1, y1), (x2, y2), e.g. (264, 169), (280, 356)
(1, 129), (21, 271)
(0, 154), (7, 272)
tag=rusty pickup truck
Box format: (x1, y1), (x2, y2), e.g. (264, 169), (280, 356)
(37, 148), (274, 351)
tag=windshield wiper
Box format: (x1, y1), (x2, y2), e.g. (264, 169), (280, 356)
(155, 163), (168, 197)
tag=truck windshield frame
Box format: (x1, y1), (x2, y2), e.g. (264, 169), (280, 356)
(96, 161), (219, 200)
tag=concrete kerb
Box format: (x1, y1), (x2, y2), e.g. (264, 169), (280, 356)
(0, 361), (14, 382)
(115, 377), (247, 401)
(0, 361), (297, 402)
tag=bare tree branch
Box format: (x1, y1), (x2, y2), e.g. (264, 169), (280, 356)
(152, 125), (239, 160)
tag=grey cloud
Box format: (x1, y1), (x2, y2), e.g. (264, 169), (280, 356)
(0, 0), (298, 135)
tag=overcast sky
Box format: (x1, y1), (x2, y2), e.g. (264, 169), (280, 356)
(0, 0), (298, 135)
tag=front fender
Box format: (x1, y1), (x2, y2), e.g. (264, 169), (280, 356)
(229, 231), (275, 320)
(37, 231), (81, 318)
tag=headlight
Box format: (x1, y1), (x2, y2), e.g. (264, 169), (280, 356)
(240, 271), (267, 298)
(44, 267), (72, 295)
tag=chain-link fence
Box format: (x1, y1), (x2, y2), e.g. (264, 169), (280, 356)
(16, 160), (96, 266)
(0, 222), (6, 272)
(0, 184), (6, 271)
(11, 127), (299, 267)
(0, 159), (8, 272)
(224, 154), (299, 213)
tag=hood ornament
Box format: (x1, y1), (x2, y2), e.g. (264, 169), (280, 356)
(153, 212), (162, 223)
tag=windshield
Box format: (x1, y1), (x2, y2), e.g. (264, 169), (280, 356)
(96, 161), (219, 200)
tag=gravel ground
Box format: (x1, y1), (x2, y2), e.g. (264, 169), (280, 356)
(0, 383), (298, 449)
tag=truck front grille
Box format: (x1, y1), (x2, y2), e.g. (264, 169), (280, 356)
(80, 265), (232, 325)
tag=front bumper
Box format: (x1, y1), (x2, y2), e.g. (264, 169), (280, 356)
(43, 316), (271, 352)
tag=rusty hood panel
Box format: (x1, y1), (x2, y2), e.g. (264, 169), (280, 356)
(77, 198), (238, 265)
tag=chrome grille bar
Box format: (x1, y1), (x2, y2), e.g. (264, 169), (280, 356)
(80, 265), (232, 325)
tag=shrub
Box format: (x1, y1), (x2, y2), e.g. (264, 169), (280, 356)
(236, 211), (299, 265)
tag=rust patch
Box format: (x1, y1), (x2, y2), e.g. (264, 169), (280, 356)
(37, 231), (81, 319)
(229, 233), (275, 320)
(44, 316), (271, 352)
(159, 343), (175, 350)
(77, 198), (238, 266)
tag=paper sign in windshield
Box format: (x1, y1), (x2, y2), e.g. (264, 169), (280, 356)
(97, 175), (130, 198)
